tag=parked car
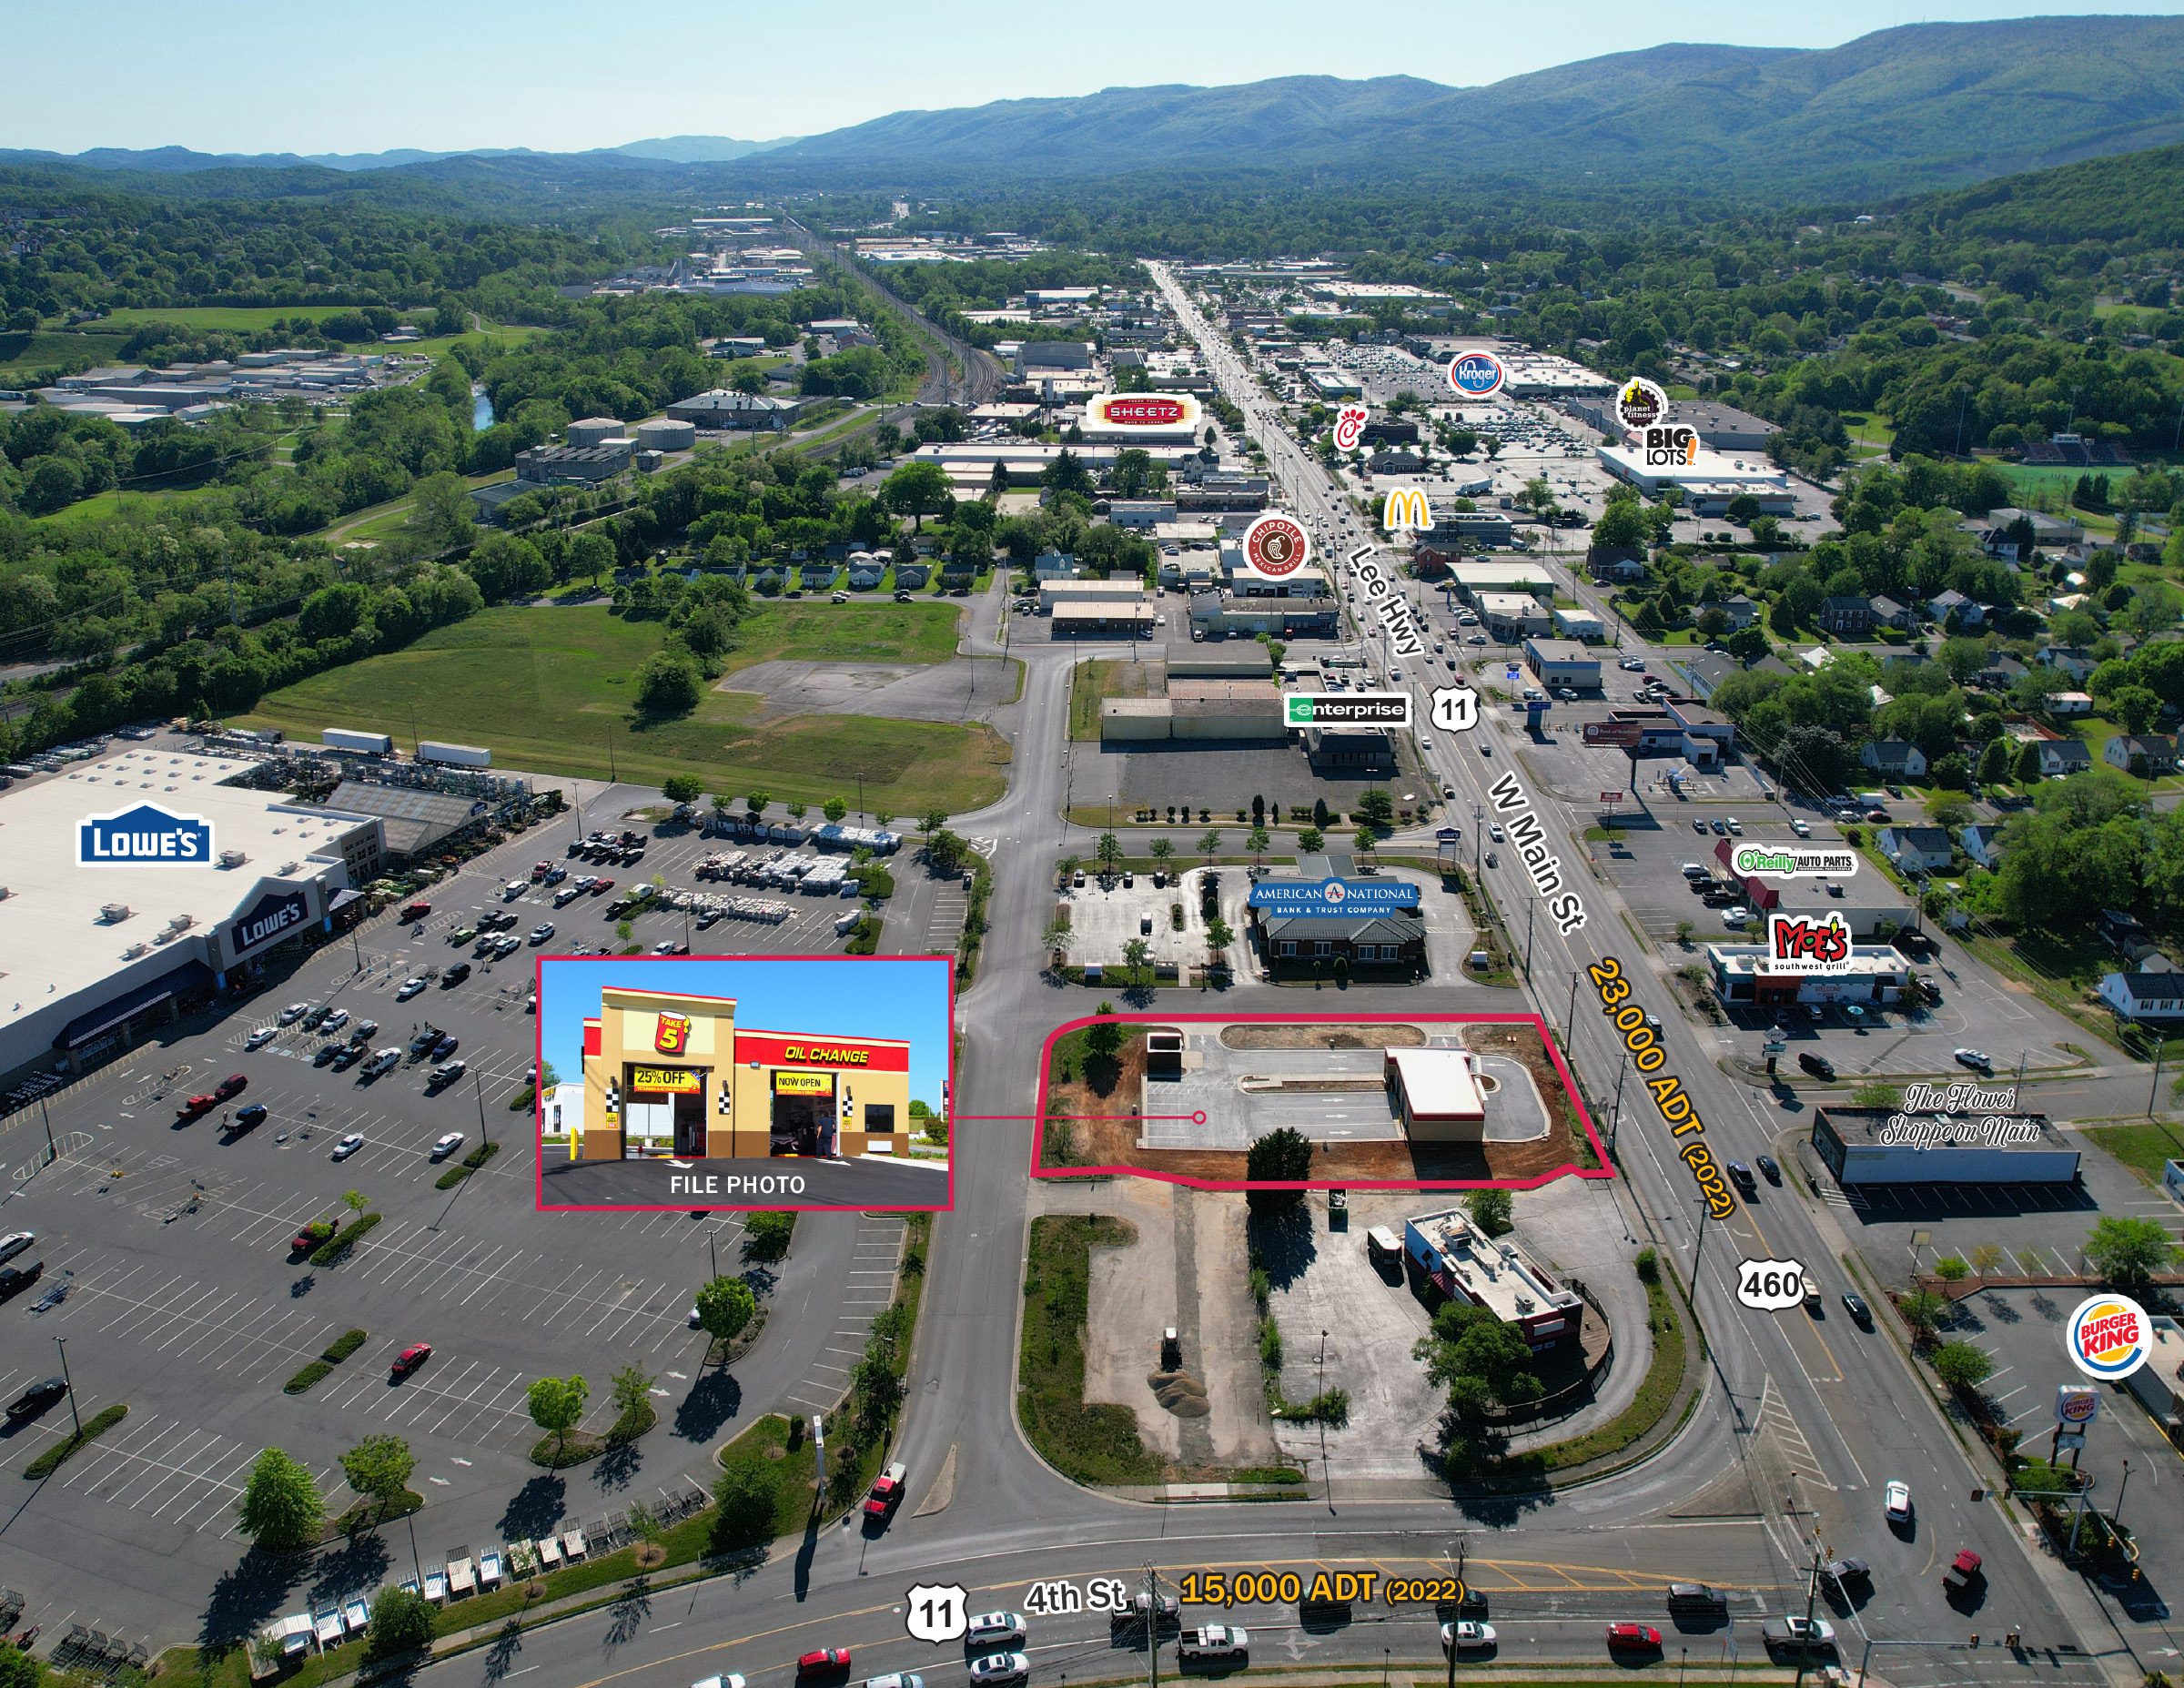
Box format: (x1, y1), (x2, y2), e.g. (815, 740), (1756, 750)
(1954, 1048), (1992, 1071)
(277, 1002), (310, 1025)
(1797, 1051), (1835, 1079)
(246, 1026), (278, 1049)
(5, 1378), (68, 1421)
(0, 1260), (44, 1299)
(214, 1073), (248, 1100)
(321, 1009), (349, 1032)
(530, 924), (555, 945)
(0, 1231), (36, 1266)
(430, 1132), (465, 1159)
(395, 977), (428, 1001)
(1441, 1622), (1496, 1653)
(429, 1061), (468, 1087)
(1605, 1623), (1662, 1654)
(349, 1019), (379, 1044)
(231, 1104), (269, 1129)
(331, 1133), (365, 1160)
(442, 963), (471, 986)
(1885, 1480), (1913, 1522)
(389, 1343), (432, 1380)
(314, 1042), (344, 1066)
(1790, 819), (1812, 837)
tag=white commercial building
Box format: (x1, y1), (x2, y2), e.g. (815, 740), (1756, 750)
(1596, 442), (1792, 500)
(1811, 1107), (2080, 1188)
(0, 751), (385, 1081)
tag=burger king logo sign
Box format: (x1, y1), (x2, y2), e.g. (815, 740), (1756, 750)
(2066, 1293), (2150, 1380)
(1241, 512), (1311, 580)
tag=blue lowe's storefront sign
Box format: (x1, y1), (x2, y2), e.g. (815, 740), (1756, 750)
(78, 802), (212, 866)
(1248, 877), (1421, 917)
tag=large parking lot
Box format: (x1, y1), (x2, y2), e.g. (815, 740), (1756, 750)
(0, 793), (910, 1649)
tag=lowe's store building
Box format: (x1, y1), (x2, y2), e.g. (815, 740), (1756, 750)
(0, 750), (383, 1085)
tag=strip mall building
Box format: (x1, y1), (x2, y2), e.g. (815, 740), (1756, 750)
(576, 986), (911, 1160)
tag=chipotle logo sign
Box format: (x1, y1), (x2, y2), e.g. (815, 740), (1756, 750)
(1087, 391), (1200, 431)
(1241, 512), (1312, 579)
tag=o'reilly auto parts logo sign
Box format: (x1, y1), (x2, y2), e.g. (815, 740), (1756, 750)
(229, 887), (311, 956)
(1285, 692), (1411, 729)
(79, 802), (212, 866)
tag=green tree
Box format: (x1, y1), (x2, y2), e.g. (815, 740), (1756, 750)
(1898, 1289), (1948, 1338)
(1415, 1299), (1543, 1411)
(237, 1447), (323, 1551)
(1466, 1188), (1513, 1236)
(1359, 788), (1395, 827)
(1086, 1006), (1123, 1062)
(743, 1211), (794, 1261)
(1245, 1126), (1314, 1211)
(1148, 838), (1175, 872)
(785, 800), (807, 824)
(525, 1373), (589, 1458)
(662, 773), (705, 805)
(1096, 831), (1125, 874)
(881, 460), (954, 531)
(918, 807), (946, 842)
(748, 791), (774, 817)
(1121, 936), (1152, 976)
(339, 1434), (415, 1515)
(823, 796), (848, 824)
(711, 1457), (780, 1550)
(1205, 915), (1235, 955)
(1931, 1340), (1995, 1392)
(2085, 1216), (2183, 1289)
(364, 1586), (435, 1660)
(695, 1276), (757, 1352)
(1196, 827), (1222, 864)
(1040, 917), (1073, 963)
(1298, 827), (1325, 853)
(1353, 824), (1379, 858)
(1933, 1255), (1970, 1282)
(635, 651), (701, 716)
(342, 1188), (369, 1218)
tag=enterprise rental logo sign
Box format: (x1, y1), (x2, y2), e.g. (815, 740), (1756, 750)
(78, 801), (213, 866)
(1247, 877), (1422, 916)
(1285, 692), (1412, 729)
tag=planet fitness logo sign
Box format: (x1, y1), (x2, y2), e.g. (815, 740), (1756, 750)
(1447, 351), (1507, 399)
(1241, 512), (1311, 580)
(1613, 378), (1670, 435)
(2066, 1293), (2150, 1380)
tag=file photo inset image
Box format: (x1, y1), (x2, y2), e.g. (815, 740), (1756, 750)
(536, 955), (953, 1212)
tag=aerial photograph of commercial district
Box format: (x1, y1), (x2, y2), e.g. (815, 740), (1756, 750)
(4, 4), (2184, 1688)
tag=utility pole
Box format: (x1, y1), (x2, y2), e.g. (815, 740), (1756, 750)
(1692, 1190), (1714, 1283)
(1564, 966), (1582, 1048)
(474, 1071), (490, 1152)
(2149, 1036), (2167, 1117)
(1610, 1052), (1630, 1154)
(38, 1093), (57, 1165)
(1146, 1564), (1161, 1688)
(1523, 897), (1536, 978)
(1790, 1526), (1825, 1688)
(55, 1335), (82, 1439)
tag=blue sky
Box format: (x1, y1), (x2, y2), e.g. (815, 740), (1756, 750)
(9, 3), (2179, 155)
(538, 957), (950, 1113)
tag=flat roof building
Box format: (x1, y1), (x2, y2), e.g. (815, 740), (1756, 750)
(1596, 442), (1791, 498)
(0, 750), (385, 1081)
(1524, 639), (1602, 687)
(1811, 1106), (2078, 1188)
(1400, 1208), (1584, 1350)
(1384, 1048), (1486, 1137)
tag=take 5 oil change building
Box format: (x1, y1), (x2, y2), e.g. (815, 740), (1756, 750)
(576, 985), (912, 1160)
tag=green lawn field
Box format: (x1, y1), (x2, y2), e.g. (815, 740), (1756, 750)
(239, 604), (1008, 812)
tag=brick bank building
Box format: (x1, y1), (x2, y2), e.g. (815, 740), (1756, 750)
(575, 986), (911, 1160)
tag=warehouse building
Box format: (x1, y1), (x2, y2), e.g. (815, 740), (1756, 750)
(576, 984), (911, 1160)
(1052, 601), (1158, 637)
(1475, 592), (1550, 641)
(0, 751), (385, 1083)
(1810, 1107), (2079, 1188)
(1400, 1207), (1585, 1351)
(1039, 579), (1148, 612)
(1524, 638), (1603, 689)
(1188, 593), (1340, 639)
(1595, 441), (1793, 500)
(1439, 558), (1550, 600)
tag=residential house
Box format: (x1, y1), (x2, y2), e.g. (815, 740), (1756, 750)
(2036, 737), (2094, 777)
(1979, 506), (2085, 558)
(1676, 652), (1744, 702)
(2097, 972), (2184, 1024)
(1718, 593), (1759, 630)
(1975, 652), (2028, 692)
(1820, 595), (1875, 635)
(1860, 739), (1929, 779)
(1876, 825), (1953, 873)
(2105, 734), (2179, 775)
(2049, 692), (2095, 717)
(845, 561), (885, 591)
(1868, 595), (1914, 631)
(2038, 645), (2098, 683)
(1959, 824), (2005, 869)
(1928, 589), (1984, 629)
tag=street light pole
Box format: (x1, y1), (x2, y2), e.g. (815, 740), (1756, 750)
(474, 1071), (490, 1152)
(55, 1335), (82, 1439)
(38, 1093), (57, 1165)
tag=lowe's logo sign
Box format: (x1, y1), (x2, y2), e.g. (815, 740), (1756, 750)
(1248, 877), (1421, 917)
(229, 888), (311, 955)
(78, 803), (212, 866)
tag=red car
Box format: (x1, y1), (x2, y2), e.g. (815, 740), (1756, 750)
(214, 1073), (248, 1100)
(1865, 807), (1889, 824)
(795, 1652), (851, 1681)
(592, 878), (615, 895)
(862, 1462), (906, 1520)
(390, 1343), (432, 1380)
(400, 901), (433, 920)
(177, 1093), (217, 1119)
(1607, 1623), (1662, 1653)
(531, 862), (551, 881)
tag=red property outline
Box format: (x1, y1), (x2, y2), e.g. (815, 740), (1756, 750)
(1032, 1010), (1612, 1193)
(533, 952), (956, 1214)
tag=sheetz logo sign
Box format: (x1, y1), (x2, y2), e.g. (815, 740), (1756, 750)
(2067, 1294), (2150, 1379)
(1241, 513), (1311, 579)
(1766, 912), (1852, 974)
(1447, 351), (1507, 398)
(653, 1012), (692, 1056)
(1088, 391), (1199, 431)
(79, 802), (212, 866)
(229, 887), (310, 955)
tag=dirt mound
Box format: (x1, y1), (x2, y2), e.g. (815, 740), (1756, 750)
(1222, 1024), (1428, 1051)
(1148, 1370), (1211, 1417)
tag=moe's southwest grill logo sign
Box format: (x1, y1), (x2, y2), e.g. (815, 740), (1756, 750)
(1766, 913), (1852, 975)
(78, 802), (212, 866)
(1087, 392), (1200, 431)
(654, 1012), (692, 1056)
(2067, 1294), (2150, 1380)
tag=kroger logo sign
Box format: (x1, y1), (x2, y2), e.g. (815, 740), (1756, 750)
(1447, 351), (1507, 398)
(78, 802), (213, 867)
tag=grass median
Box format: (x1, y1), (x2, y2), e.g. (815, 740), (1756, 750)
(1020, 1216), (1167, 1486)
(25, 1403), (127, 1479)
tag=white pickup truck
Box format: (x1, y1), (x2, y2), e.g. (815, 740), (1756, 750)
(362, 1046), (402, 1078)
(1178, 1626), (1249, 1665)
